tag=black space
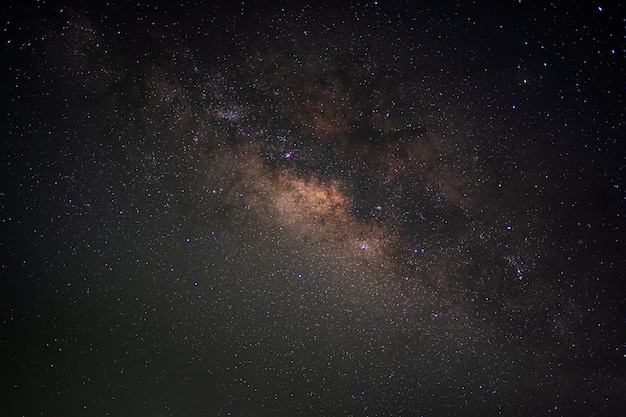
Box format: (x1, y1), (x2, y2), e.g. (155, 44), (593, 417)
(1, 1), (624, 416)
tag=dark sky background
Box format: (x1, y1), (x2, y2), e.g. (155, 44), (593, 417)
(1, 1), (624, 416)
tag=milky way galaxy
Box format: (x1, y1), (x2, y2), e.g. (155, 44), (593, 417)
(2, 2), (624, 416)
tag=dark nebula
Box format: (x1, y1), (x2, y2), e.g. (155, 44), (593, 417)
(1, 1), (624, 416)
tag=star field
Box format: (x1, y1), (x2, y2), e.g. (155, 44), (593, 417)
(1, 1), (624, 416)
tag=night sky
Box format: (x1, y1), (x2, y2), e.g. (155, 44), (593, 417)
(1, 1), (625, 416)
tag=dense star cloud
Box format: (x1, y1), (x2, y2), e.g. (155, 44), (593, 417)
(1, 1), (624, 416)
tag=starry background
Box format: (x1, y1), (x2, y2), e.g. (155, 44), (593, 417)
(1, 1), (625, 416)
